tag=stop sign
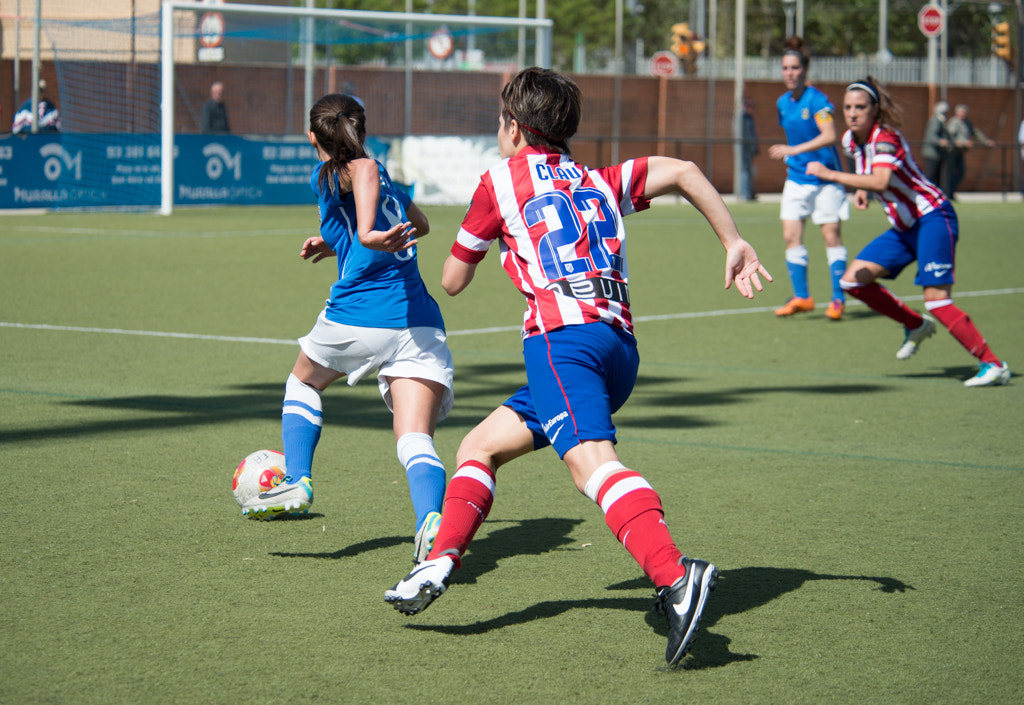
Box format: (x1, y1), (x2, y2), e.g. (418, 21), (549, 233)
(650, 51), (678, 77)
(918, 4), (945, 37)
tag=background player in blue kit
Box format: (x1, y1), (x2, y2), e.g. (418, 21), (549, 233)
(768, 36), (848, 320)
(385, 68), (772, 665)
(242, 94), (453, 562)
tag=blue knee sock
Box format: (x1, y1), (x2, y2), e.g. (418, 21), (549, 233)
(826, 246), (848, 302)
(281, 374), (322, 481)
(396, 432), (446, 530)
(785, 245), (810, 299)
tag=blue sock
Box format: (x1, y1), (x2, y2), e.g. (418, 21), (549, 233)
(785, 245), (810, 299)
(396, 432), (446, 530)
(826, 246), (848, 302)
(281, 374), (322, 481)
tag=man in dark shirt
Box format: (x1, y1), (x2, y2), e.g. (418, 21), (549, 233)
(201, 81), (230, 134)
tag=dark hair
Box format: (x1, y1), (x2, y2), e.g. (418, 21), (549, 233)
(500, 67), (582, 155)
(847, 75), (903, 129)
(782, 36), (810, 69)
(309, 94), (367, 193)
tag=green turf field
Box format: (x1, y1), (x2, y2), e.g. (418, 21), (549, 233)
(2, 200), (1021, 704)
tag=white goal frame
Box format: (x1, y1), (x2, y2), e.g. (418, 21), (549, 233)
(159, 1), (554, 215)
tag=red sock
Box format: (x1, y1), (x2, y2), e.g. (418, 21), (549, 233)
(846, 283), (923, 328)
(592, 467), (685, 589)
(928, 301), (1000, 364)
(426, 460), (495, 568)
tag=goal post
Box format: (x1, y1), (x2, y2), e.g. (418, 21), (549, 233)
(159, 1), (553, 215)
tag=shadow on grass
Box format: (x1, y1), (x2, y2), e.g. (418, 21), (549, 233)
(893, 365), (977, 381)
(402, 564), (913, 672)
(2, 364), (895, 444)
(268, 517), (583, 576)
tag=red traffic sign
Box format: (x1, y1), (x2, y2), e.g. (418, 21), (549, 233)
(650, 50), (679, 77)
(428, 27), (453, 60)
(199, 12), (225, 48)
(918, 4), (945, 38)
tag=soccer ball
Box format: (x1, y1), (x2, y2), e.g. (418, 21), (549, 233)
(232, 450), (287, 507)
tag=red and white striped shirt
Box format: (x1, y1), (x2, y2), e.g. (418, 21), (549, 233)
(842, 124), (946, 232)
(451, 147), (650, 338)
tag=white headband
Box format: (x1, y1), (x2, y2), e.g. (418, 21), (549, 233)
(847, 82), (878, 103)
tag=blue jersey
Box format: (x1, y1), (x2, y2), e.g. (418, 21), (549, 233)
(776, 86), (841, 185)
(312, 160), (444, 331)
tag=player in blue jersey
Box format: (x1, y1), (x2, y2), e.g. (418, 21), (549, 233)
(768, 37), (849, 320)
(242, 94), (453, 563)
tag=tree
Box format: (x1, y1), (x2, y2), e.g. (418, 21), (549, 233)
(317, 0), (1004, 70)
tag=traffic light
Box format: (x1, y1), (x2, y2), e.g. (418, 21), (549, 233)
(670, 22), (706, 75)
(992, 21), (1012, 63)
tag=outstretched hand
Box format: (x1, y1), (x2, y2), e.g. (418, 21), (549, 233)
(724, 240), (773, 299)
(360, 221), (418, 253)
(300, 236), (336, 263)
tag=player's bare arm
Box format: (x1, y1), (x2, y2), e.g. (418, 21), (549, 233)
(300, 236), (336, 263)
(405, 202), (430, 238)
(768, 116), (837, 160)
(441, 255), (478, 296)
(349, 158), (417, 253)
(807, 161), (891, 193)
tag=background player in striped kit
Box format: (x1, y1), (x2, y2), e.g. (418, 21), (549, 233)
(807, 77), (1010, 387)
(243, 94), (453, 562)
(385, 68), (772, 665)
(768, 36), (849, 320)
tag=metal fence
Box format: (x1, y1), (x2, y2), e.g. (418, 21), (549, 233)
(646, 54), (1016, 87)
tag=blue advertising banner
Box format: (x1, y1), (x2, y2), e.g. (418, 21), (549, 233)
(0, 133), (392, 210)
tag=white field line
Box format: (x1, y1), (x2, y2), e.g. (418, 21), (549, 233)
(2, 287), (1022, 344)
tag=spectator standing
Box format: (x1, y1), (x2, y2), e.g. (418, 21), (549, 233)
(944, 103), (993, 199)
(11, 80), (61, 134)
(921, 101), (950, 191)
(201, 81), (231, 134)
(1018, 118), (1024, 197)
(741, 97), (759, 201)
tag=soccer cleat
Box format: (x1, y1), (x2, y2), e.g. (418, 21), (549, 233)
(963, 361), (1011, 387)
(895, 315), (936, 360)
(385, 556), (454, 615)
(653, 557), (718, 666)
(241, 476), (313, 519)
(413, 511), (442, 564)
(824, 299), (845, 320)
(774, 296), (815, 317)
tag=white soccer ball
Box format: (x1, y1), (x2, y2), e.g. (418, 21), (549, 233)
(232, 450), (287, 508)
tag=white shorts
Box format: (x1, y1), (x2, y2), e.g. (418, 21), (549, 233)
(299, 311), (455, 421)
(780, 180), (850, 224)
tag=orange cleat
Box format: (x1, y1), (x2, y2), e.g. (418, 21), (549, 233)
(774, 296), (815, 317)
(824, 299), (845, 320)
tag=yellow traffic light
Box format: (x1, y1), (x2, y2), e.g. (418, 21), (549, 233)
(992, 21), (1012, 62)
(670, 22), (706, 75)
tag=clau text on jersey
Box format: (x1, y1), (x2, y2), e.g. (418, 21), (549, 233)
(535, 163), (583, 181)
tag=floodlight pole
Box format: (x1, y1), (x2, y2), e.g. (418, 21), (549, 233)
(733, 0), (746, 198)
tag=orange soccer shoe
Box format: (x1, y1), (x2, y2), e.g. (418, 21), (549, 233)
(824, 299), (845, 320)
(774, 296), (815, 317)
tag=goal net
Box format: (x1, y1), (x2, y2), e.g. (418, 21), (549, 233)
(34, 2), (551, 212)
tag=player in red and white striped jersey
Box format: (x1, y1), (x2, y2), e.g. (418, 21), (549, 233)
(386, 67), (772, 665)
(453, 146), (644, 337)
(807, 76), (1010, 387)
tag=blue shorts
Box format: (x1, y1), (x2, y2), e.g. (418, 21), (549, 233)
(856, 201), (959, 287)
(503, 323), (639, 458)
